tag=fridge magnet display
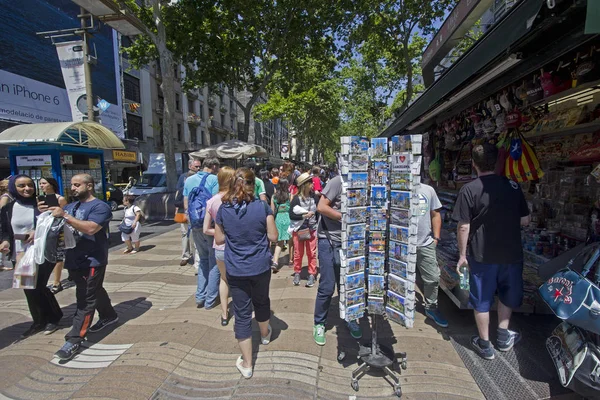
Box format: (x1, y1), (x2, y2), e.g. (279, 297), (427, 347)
(386, 306), (406, 326)
(391, 153), (411, 171)
(390, 208), (410, 226)
(346, 206), (368, 224)
(347, 172), (368, 188)
(410, 155), (423, 175)
(390, 190), (411, 209)
(347, 287), (365, 307)
(349, 136), (369, 154)
(389, 241), (408, 263)
(387, 290), (406, 314)
(369, 275), (385, 297)
(390, 171), (412, 191)
(369, 207), (387, 231)
(389, 225), (409, 244)
(371, 185), (387, 207)
(346, 272), (365, 291)
(346, 224), (366, 241)
(371, 161), (389, 185)
(346, 240), (366, 258)
(369, 252), (385, 275)
(346, 303), (365, 321)
(389, 259), (407, 279)
(347, 256), (366, 274)
(391, 135), (412, 153)
(369, 231), (387, 253)
(349, 154), (369, 171)
(346, 188), (368, 207)
(371, 138), (388, 160)
(388, 273), (407, 297)
(368, 297), (385, 314)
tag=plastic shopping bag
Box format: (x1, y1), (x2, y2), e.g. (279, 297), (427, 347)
(34, 211), (53, 265)
(13, 247), (37, 289)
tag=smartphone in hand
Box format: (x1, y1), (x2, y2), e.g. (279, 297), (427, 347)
(38, 195), (59, 207)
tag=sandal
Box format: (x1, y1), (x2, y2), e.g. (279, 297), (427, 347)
(221, 312), (230, 326)
(123, 248), (133, 254)
(271, 261), (280, 273)
(130, 250), (138, 254)
(50, 284), (63, 294)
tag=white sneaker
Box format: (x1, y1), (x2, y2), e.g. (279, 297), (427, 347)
(261, 324), (272, 345)
(236, 356), (252, 378)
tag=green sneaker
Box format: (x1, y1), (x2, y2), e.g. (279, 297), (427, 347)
(313, 324), (326, 346)
(347, 320), (362, 340)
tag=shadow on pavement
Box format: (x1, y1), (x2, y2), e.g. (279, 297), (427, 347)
(251, 311), (289, 356)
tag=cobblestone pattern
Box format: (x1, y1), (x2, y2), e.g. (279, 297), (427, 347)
(0, 230), (484, 399)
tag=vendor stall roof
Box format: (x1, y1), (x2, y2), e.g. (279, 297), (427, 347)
(0, 122), (125, 149)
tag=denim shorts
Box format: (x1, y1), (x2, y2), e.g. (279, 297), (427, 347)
(214, 249), (225, 261)
(468, 258), (523, 312)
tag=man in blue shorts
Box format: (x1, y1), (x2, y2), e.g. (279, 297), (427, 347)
(453, 144), (530, 360)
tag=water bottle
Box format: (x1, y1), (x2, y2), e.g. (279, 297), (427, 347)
(459, 263), (470, 291)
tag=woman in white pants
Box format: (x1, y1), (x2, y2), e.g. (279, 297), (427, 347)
(121, 195), (142, 254)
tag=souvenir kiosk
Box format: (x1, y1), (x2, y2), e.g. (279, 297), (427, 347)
(0, 122), (125, 200)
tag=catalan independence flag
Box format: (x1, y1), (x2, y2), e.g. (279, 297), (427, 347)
(505, 130), (544, 182)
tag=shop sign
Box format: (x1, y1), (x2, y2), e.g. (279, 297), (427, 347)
(112, 150), (137, 163)
(16, 155), (52, 167)
(61, 154), (73, 165)
(281, 140), (289, 158)
(89, 158), (101, 169)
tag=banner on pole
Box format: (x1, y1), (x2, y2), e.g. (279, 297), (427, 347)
(55, 41), (86, 121)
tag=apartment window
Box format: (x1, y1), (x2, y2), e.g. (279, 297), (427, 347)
(230, 99), (234, 110)
(199, 104), (204, 118)
(121, 36), (132, 59)
(156, 83), (162, 97)
(230, 118), (235, 130)
(126, 114), (143, 140)
(189, 124), (198, 143)
(208, 108), (214, 118)
(220, 113), (225, 126)
(188, 99), (194, 114)
(174, 65), (179, 80)
(175, 93), (181, 111)
(157, 118), (163, 147)
(200, 129), (205, 145)
(177, 123), (182, 141)
(123, 74), (140, 102)
(219, 93), (224, 105)
(210, 132), (217, 145)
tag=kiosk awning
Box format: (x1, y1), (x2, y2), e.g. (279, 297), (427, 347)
(0, 122), (125, 149)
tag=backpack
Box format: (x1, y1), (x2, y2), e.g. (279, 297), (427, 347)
(187, 173), (212, 229)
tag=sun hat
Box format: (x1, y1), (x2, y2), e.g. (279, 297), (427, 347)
(296, 172), (312, 187)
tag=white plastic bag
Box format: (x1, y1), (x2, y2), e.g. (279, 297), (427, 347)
(34, 211), (53, 265)
(14, 246), (37, 278)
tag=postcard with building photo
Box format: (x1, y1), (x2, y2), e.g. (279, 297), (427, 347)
(347, 256), (366, 274)
(388, 273), (407, 297)
(386, 306), (406, 326)
(390, 190), (411, 209)
(389, 225), (410, 244)
(349, 154), (369, 171)
(391, 135), (412, 153)
(371, 137), (388, 160)
(369, 275), (385, 297)
(369, 231), (386, 253)
(369, 252), (385, 275)
(347, 240), (366, 258)
(371, 185), (387, 207)
(345, 206), (368, 224)
(346, 303), (365, 321)
(368, 297), (385, 315)
(347, 172), (368, 188)
(390, 208), (410, 226)
(389, 240), (408, 263)
(391, 152), (411, 171)
(369, 207), (387, 231)
(346, 287), (365, 307)
(387, 290), (406, 314)
(349, 136), (369, 154)
(390, 171), (412, 191)
(389, 259), (408, 279)
(370, 161), (389, 185)
(346, 188), (368, 207)
(346, 272), (365, 291)
(346, 224), (366, 242)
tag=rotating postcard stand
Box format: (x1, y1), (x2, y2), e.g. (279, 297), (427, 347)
(338, 136), (408, 398)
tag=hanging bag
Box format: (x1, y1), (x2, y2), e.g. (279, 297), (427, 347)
(539, 243), (600, 335)
(504, 129), (544, 182)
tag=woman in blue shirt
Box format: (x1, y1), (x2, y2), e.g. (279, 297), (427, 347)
(215, 168), (278, 379)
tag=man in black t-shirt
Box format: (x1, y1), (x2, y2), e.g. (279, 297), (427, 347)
(453, 144), (530, 360)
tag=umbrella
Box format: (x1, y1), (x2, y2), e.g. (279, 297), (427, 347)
(189, 139), (268, 160)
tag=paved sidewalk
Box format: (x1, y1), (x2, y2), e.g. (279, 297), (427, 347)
(0, 228), (484, 400)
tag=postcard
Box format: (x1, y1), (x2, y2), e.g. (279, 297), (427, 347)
(348, 172), (368, 188)
(346, 240), (366, 258)
(390, 208), (410, 226)
(371, 137), (388, 160)
(346, 303), (365, 321)
(369, 207), (387, 231)
(390, 190), (411, 209)
(388, 274), (407, 297)
(346, 287), (365, 307)
(389, 240), (408, 263)
(350, 136), (369, 154)
(369, 252), (385, 275)
(386, 306), (406, 326)
(370, 161), (389, 185)
(345, 206), (368, 224)
(369, 275), (385, 297)
(390, 171), (412, 191)
(346, 224), (366, 242)
(368, 297), (385, 315)
(389, 259), (408, 279)
(346, 188), (368, 207)
(370, 185), (387, 207)
(389, 225), (409, 244)
(391, 152), (411, 171)
(391, 135), (412, 153)
(349, 154), (369, 171)
(387, 291), (405, 314)
(347, 256), (366, 274)
(369, 231), (386, 253)
(346, 272), (365, 291)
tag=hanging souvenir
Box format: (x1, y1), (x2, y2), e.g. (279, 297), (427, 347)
(504, 129), (544, 182)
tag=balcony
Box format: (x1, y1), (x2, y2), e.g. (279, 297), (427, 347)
(210, 119), (221, 129)
(219, 105), (228, 114)
(207, 96), (217, 108)
(186, 89), (198, 100)
(187, 113), (202, 125)
(154, 100), (164, 115)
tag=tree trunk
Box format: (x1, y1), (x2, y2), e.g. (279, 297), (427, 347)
(151, 0), (178, 192)
(243, 106), (252, 143)
(402, 40), (414, 110)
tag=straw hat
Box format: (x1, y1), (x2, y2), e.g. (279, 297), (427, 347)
(296, 172), (312, 187)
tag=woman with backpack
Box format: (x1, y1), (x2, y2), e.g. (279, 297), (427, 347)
(120, 195), (142, 254)
(214, 168), (278, 379)
(270, 178), (292, 271)
(289, 173), (319, 287)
